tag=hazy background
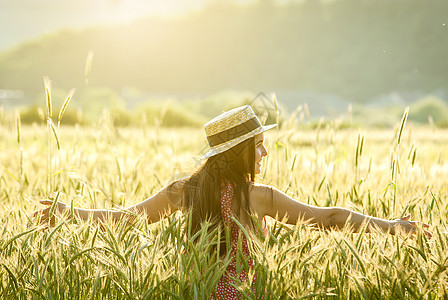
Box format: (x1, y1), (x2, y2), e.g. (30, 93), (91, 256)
(1, 0), (448, 127)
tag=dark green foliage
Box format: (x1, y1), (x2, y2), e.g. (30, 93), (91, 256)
(20, 105), (82, 125)
(20, 106), (44, 125)
(111, 109), (131, 127)
(409, 96), (448, 125)
(1, 0), (448, 102)
(139, 102), (208, 128)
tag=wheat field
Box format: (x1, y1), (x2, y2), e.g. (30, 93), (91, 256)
(1, 110), (448, 299)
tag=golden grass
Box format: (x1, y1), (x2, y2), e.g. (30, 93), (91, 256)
(0, 112), (448, 298)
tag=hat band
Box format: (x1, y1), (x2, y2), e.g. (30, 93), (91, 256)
(207, 117), (262, 147)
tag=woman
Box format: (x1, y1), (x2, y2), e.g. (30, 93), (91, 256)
(35, 105), (429, 299)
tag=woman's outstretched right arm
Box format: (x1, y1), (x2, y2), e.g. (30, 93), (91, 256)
(34, 180), (184, 226)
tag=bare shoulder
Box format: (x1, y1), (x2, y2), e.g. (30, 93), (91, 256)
(165, 178), (187, 209)
(248, 182), (274, 217)
(248, 182), (274, 198)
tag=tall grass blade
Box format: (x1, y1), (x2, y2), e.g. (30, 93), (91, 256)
(397, 107), (409, 145)
(85, 51), (94, 83)
(272, 93), (279, 125)
(44, 76), (52, 118)
(1, 228), (36, 253)
(304, 102), (310, 120)
(48, 191), (60, 221)
(411, 148), (417, 167)
(48, 118), (61, 150)
(16, 112), (21, 145)
(58, 88), (76, 127)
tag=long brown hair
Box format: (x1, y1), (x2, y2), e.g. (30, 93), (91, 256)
(182, 137), (256, 253)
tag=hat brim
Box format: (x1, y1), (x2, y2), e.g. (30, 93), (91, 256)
(200, 123), (277, 160)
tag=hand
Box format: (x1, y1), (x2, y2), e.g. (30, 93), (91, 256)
(31, 199), (68, 228)
(392, 214), (432, 239)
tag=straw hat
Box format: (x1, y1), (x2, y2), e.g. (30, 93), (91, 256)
(201, 105), (277, 159)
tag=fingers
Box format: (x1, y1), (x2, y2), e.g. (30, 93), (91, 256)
(396, 215), (430, 229)
(413, 221), (430, 228)
(40, 199), (54, 205)
(409, 226), (432, 240)
(31, 201), (52, 226)
(409, 220), (430, 229)
(33, 206), (48, 216)
(412, 229), (433, 240)
(28, 211), (49, 228)
(394, 217), (432, 239)
(29, 199), (61, 229)
(31, 210), (43, 220)
(400, 214), (411, 221)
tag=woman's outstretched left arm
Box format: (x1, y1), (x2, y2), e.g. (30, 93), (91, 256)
(250, 183), (430, 237)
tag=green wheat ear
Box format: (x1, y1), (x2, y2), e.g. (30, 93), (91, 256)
(397, 106), (409, 146)
(44, 76), (52, 118)
(58, 88), (76, 128)
(15, 112), (21, 145)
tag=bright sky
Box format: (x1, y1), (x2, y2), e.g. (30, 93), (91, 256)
(0, 0), (211, 51)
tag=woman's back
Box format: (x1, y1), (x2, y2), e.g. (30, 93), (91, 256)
(167, 179), (272, 229)
(214, 181), (255, 299)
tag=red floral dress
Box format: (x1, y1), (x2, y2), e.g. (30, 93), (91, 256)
(213, 182), (265, 299)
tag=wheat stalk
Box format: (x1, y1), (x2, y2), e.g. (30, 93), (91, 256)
(58, 88), (76, 128)
(304, 102), (310, 120)
(44, 76), (52, 118)
(48, 118), (61, 150)
(15, 112), (21, 145)
(397, 107), (409, 145)
(85, 51), (95, 84)
(272, 93), (279, 125)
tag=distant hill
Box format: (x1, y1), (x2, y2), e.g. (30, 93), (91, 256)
(1, 0), (448, 108)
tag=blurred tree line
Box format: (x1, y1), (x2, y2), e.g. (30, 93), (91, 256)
(14, 89), (448, 128)
(1, 0), (448, 122)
